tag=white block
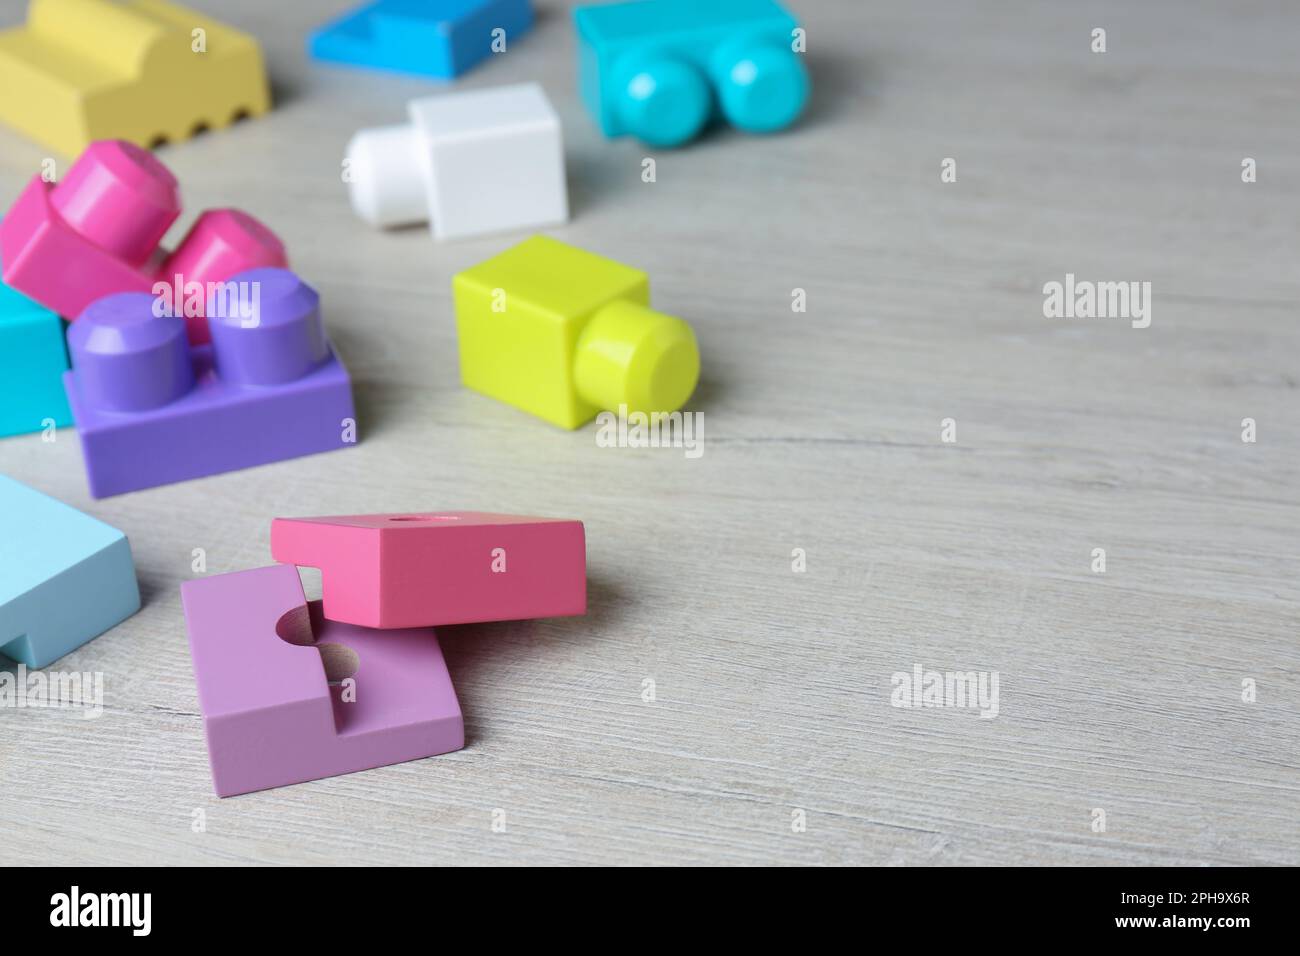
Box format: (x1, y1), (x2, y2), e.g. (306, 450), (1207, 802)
(345, 83), (569, 241)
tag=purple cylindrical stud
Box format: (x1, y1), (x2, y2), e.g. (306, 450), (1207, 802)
(207, 268), (329, 386)
(69, 293), (195, 412)
(49, 141), (181, 267)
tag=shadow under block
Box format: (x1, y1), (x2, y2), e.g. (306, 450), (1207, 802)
(63, 269), (356, 498)
(0, 0), (270, 157)
(271, 511), (587, 629)
(574, 0), (809, 147)
(182, 564), (464, 797)
(310, 0), (534, 80)
(453, 236), (700, 429)
(0, 475), (140, 668)
(0, 139), (287, 345)
(0, 278), (71, 437)
(345, 83), (568, 240)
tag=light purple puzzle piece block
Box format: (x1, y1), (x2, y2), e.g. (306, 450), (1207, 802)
(63, 267), (355, 497)
(181, 563), (464, 797)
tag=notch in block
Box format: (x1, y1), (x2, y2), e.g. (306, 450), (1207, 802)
(182, 564), (463, 797)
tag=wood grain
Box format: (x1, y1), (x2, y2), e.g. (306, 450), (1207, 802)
(1, 0), (1297, 866)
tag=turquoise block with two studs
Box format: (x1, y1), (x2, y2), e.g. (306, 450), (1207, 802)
(0, 276), (72, 438)
(574, 0), (810, 148)
(0, 475), (140, 668)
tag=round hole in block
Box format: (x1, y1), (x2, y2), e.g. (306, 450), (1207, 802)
(149, 135), (170, 150)
(317, 643), (359, 684)
(274, 605), (315, 646)
(190, 122), (211, 137)
(231, 108), (251, 124)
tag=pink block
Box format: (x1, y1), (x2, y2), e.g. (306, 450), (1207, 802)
(181, 564), (463, 798)
(270, 511), (587, 629)
(0, 140), (287, 344)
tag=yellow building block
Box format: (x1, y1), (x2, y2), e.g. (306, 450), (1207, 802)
(0, 0), (270, 156)
(453, 235), (700, 430)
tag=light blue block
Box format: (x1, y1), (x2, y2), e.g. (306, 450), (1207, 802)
(574, 0), (810, 148)
(309, 0), (534, 80)
(0, 277), (73, 439)
(0, 475), (140, 668)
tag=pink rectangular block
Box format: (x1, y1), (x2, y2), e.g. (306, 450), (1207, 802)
(270, 511), (587, 629)
(181, 564), (463, 798)
(0, 140), (287, 344)
(0, 172), (157, 315)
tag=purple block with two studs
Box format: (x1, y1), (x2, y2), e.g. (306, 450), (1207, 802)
(63, 267), (356, 498)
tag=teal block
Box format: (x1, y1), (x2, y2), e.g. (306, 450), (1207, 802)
(0, 278), (73, 438)
(0, 475), (140, 668)
(574, 0), (810, 148)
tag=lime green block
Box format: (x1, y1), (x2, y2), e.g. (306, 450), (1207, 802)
(453, 235), (700, 429)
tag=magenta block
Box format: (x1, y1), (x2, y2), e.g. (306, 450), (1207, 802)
(63, 268), (356, 498)
(271, 511), (587, 629)
(0, 140), (287, 344)
(182, 564), (464, 798)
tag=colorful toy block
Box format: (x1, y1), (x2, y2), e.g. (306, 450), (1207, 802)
(310, 0), (533, 80)
(0, 0), (270, 157)
(63, 268), (356, 498)
(0, 276), (71, 438)
(574, 0), (809, 147)
(0, 139), (287, 345)
(0, 475), (140, 668)
(346, 83), (568, 240)
(271, 511), (586, 629)
(182, 564), (463, 797)
(453, 236), (699, 429)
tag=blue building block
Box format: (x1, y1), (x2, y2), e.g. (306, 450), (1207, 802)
(309, 0), (534, 80)
(0, 277), (72, 439)
(0, 475), (140, 668)
(575, 0), (810, 148)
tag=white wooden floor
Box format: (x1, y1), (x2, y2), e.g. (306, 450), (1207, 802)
(1, 0), (1297, 866)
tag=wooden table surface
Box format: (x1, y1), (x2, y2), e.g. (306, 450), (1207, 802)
(1, 0), (1297, 866)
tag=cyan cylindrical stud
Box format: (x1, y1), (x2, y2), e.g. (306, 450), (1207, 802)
(207, 268), (329, 386)
(68, 293), (194, 411)
(49, 140), (181, 267)
(711, 38), (809, 134)
(613, 57), (711, 148)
